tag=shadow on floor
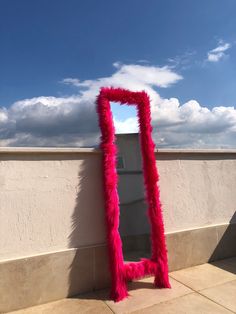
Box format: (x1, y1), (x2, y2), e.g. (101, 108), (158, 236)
(72, 278), (159, 303)
(210, 257), (236, 275)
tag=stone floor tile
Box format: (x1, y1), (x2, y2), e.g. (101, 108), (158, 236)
(95, 277), (192, 314)
(6, 295), (112, 314)
(131, 293), (233, 314)
(200, 279), (236, 313)
(170, 262), (236, 291)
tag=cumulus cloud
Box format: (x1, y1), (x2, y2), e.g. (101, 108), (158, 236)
(0, 95), (99, 147)
(207, 42), (231, 62)
(0, 62), (236, 148)
(62, 63), (182, 104)
(151, 99), (236, 148)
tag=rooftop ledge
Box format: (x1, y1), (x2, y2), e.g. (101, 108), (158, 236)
(0, 147), (100, 154)
(0, 147), (236, 154)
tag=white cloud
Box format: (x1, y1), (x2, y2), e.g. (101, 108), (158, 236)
(62, 63), (182, 104)
(0, 95), (99, 147)
(0, 62), (236, 148)
(0, 109), (8, 122)
(207, 42), (231, 62)
(63, 63), (182, 89)
(151, 99), (236, 148)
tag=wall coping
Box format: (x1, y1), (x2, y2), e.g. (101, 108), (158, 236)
(0, 147), (100, 154)
(155, 148), (236, 154)
(0, 147), (236, 154)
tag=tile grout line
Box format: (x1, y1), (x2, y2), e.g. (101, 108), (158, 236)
(126, 291), (235, 314)
(196, 290), (235, 313)
(92, 289), (116, 314)
(90, 249), (115, 313)
(126, 292), (197, 314)
(104, 302), (116, 314)
(168, 274), (196, 291)
(170, 273), (236, 292)
(169, 273), (236, 313)
(102, 278), (195, 314)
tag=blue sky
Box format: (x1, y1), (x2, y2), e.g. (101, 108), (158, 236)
(0, 0), (236, 147)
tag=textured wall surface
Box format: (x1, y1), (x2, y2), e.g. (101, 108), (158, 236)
(158, 152), (236, 233)
(0, 145), (236, 260)
(0, 149), (106, 260)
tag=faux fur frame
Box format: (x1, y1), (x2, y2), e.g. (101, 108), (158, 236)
(96, 87), (171, 302)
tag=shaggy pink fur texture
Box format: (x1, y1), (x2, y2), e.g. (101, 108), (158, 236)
(96, 87), (171, 302)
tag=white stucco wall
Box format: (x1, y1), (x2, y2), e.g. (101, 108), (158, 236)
(0, 144), (236, 261)
(0, 148), (106, 261)
(158, 152), (236, 233)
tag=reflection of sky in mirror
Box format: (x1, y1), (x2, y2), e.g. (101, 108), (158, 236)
(111, 102), (138, 134)
(111, 102), (137, 121)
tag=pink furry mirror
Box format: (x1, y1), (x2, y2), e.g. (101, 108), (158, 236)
(96, 87), (171, 302)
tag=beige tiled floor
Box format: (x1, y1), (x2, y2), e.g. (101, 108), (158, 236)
(99, 277), (192, 314)
(131, 293), (233, 314)
(200, 280), (236, 313)
(5, 298), (113, 314)
(170, 261), (236, 291)
(7, 257), (236, 314)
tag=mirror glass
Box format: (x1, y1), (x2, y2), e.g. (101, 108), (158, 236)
(111, 102), (151, 263)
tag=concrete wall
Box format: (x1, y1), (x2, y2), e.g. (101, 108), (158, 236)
(0, 144), (236, 312)
(1, 144), (236, 260)
(158, 150), (236, 233)
(0, 148), (106, 261)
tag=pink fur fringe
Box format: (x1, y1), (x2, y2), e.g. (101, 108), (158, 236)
(96, 87), (171, 302)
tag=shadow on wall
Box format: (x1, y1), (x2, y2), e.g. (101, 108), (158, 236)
(210, 211), (236, 264)
(68, 158), (87, 297)
(67, 156), (107, 297)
